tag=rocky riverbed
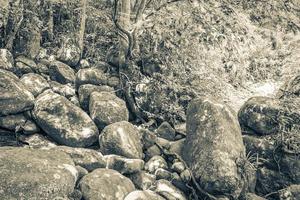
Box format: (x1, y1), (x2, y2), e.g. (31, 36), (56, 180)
(0, 48), (300, 200)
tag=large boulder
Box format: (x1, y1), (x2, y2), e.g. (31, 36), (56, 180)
(104, 155), (144, 174)
(79, 168), (135, 200)
(0, 69), (34, 116)
(153, 179), (187, 200)
(78, 84), (114, 111)
(183, 97), (246, 198)
(238, 96), (300, 135)
(49, 60), (76, 84)
(55, 146), (106, 172)
(0, 147), (78, 199)
(99, 121), (143, 159)
(57, 37), (81, 67)
(75, 67), (107, 89)
(20, 73), (50, 97)
(32, 90), (99, 147)
(0, 49), (14, 72)
(89, 91), (129, 129)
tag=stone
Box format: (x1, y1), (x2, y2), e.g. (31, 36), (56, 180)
(279, 185), (300, 200)
(105, 155), (144, 174)
(75, 165), (88, 181)
(128, 171), (156, 190)
(49, 60), (75, 84)
(0, 147), (77, 199)
(57, 37), (81, 67)
(155, 168), (173, 181)
(21, 119), (40, 134)
(169, 139), (185, 156)
(156, 137), (171, 149)
(244, 193), (267, 200)
(75, 67), (107, 89)
(156, 122), (176, 140)
(78, 84), (114, 111)
(33, 90), (99, 147)
(89, 91), (129, 129)
(19, 134), (57, 149)
(49, 81), (76, 98)
(145, 145), (162, 160)
(0, 69), (35, 116)
(69, 96), (80, 107)
(99, 121), (143, 159)
(0, 48), (14, 72)
(183, 97), (246, 198)
(124, 190), (165, 200)
(15, 56), (38, 76)
(180, 169), (191, 183)
(79, 168), (135, 200)
(153, 179), (187, 200)
(20, 73), (50, 97)
(238, 96), (300, 135)
(0, 113), (27, 131)
(55, 146), (106, 172)
(78, 59), (90, 70)
(139, 127), (158, 149)
(145, 155), (168, 174)
(171, 162), (185, 174)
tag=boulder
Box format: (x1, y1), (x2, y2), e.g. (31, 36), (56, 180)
(19, 134), (57, 149)
(0, 49), (14, 72)
(0, 69), (35, 116)
(183, 97), (246, 198)
(55, 146), (106, 172)
(20, 73), (50, 97)
(57, 37), (81, 67)
(0, 113), (27, 131)
(238, 96), (300, 135)
(49, 81), (76, 98)
(156, 122), (176, 141)
(33, 90), (99, 147)
(124, 190), (165, 200)
(99, 121), (143, 159)
(89, 91), (129, 129)
(104, 155), (144, 174)
(138, 127), (158, 149)
(14, 56), (38, 76)
(128, 171), (156, 190)
(78, 84), (114, 111)
(155, 168), (173, 181)
(169, 139), (185, 156)
(145, 145), (162, 160)
(145, 155), (168, 174)
(153, 179), (187, 200)
(279, 185), (300, 200)
(49, 60), (75, 84)
(79, 168), (135, 200)
(171, 162), (185, 174)
(0, 147), (77, 199)
(75, 67), (107, 89)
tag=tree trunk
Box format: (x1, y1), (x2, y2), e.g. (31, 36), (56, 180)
(118, 0), (131, 70)
(78, 0), (87, 57)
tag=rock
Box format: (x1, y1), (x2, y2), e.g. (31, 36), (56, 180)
(107, 75), (120, 87)
(75, 67), (107, 89)
(124, 190), (165, 200)
(79, 168), (135, 200)
(171, 162), (185, 174)
(33, 90), (99, 147)
(156, 122), (176, 141)
(238, 96), (300, 135)
(279, 185), (300, 200)
(156, 137), (171, 149)
(0, 147), (77, 199)
(180, 169), (191, 183)
(0, 113), (27, 131)
(89, 91), (129, 129)
(19, 134), (57, 149)
(128, 171), (156, 190)
(14, 56), (39, 76)
(244, 193), (267, 200)
(0, 49), (14, 72)
(78, 84), (114, 111)
(155, 168), (173, 181)
(139, 127), (158, 149)
(50, 81), (76, 98)
(169, 139), (185, 156)
(183, 97), (246, 198)
(256, 167), (293, 195)
(0, 69), (35, 116)
(20, 73), (50, 97)
(57, 37), (81, 67)
(69, 189), (83, 200)
(69, 96), (80, 107)
(153, 179), (187, 200)
(20, 119), (40, 134)
(277, 74), (300, 98)
(75, 165), (88, 181)
(99, 121), (143, 159)
(49, 60), (75, 84)
(105, 155), (144, 174)
(55, 146), (106, 172)
(145, 145), (162, 160)
(0, 129), (20, 147)
(78, 59), (90, 70)
(145, 155), (168, 174)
